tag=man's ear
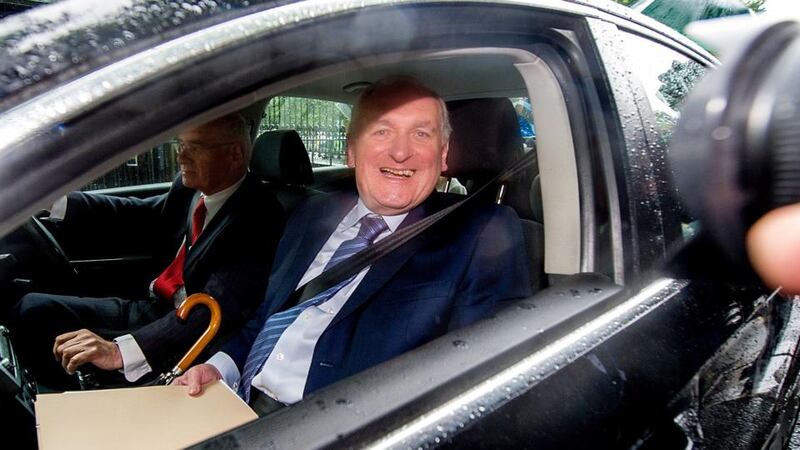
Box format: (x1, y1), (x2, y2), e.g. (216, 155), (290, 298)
(440, 142), (449, 172)
(346, 144), (356, 168)
(231, 142), (246, 164)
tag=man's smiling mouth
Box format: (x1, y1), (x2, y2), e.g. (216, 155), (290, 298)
(380, 168), (414, 178)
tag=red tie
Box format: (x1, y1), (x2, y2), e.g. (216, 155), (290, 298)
(153, 197), (207, 302)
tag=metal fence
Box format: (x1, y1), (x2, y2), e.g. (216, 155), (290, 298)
(82, 97), (350, 190)
(81, 142), (180, 191)
(260, 96), (350, 167)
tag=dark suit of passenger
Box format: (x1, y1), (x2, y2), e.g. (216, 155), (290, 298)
(224, 190), (531, 396)
(12, 173), (285, 389)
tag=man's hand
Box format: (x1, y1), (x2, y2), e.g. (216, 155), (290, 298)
(171, 364), (223, 396)
(53, 329), (123, 374)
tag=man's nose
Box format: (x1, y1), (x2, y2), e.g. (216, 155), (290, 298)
(388, 134), (413, 162)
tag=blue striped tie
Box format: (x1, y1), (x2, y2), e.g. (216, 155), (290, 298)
(237, 214), (388, 402)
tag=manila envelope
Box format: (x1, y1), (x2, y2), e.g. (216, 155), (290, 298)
(35, 381), (257, 450)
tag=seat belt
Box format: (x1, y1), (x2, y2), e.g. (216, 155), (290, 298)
(287, 151), (537, 306)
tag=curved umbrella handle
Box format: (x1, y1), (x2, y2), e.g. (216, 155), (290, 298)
(157, 293), (221, 385)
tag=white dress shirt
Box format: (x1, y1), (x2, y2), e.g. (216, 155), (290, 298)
(115, 175), (246, 382)
(208, 199), (406, 404)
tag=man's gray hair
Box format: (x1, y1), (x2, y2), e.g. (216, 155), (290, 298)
(347, 76), (452, 145)
(214, 112), (253, 163)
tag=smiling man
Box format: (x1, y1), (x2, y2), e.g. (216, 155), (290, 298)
(11, 112), (286, 390)
(174, 78), (532, 415)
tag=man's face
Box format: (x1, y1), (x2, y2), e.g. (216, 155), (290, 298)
(347, 88), (449, 216)
(177, 122), (242, 195)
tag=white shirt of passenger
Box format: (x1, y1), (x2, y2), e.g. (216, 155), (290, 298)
(208, 199), (405, 404)
(114, 174), (246, 382)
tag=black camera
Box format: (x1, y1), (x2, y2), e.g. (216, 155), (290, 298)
(670, 18), (800, 267)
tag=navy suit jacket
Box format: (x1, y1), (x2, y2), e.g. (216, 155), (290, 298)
(59, 173), (286, 372)
(224, 190), (532, 396)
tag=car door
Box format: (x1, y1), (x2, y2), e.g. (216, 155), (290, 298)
(0, 1), (797, 449)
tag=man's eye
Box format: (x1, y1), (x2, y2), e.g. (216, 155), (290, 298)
(374, 129), (389, 136)
(415, 131), (431, 138)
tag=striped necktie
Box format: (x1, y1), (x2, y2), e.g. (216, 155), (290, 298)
(237, 214), (388, 402)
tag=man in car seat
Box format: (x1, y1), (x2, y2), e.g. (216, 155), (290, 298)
(174, 77), (532, 415)
(10, 112), (286, 390)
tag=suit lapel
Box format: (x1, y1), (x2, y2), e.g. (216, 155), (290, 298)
(268, 192), (357, 314)
(183, 175), (251, 276)
(328, 197), (440, 329)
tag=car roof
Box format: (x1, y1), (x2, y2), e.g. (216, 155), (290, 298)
(0, 0), (714, 110)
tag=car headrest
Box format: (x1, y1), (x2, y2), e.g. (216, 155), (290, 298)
(443, 98), (523, 180)
(250, 130), (314, 185)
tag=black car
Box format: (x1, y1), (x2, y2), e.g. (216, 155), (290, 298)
(0, 0), (798, 448)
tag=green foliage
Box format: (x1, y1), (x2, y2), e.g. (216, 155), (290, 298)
(657, 60), (706, 110)
(743, 0), (766, 12)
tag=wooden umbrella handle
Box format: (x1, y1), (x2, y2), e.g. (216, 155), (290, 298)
(173, 293), (222, 374)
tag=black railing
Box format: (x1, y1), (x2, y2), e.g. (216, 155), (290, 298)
(81, 142), (179, 191)
(83, 97), (351, 191)
(260, 97), (349, 167)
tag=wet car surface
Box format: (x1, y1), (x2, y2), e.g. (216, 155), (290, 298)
(0, 1), (799, 449)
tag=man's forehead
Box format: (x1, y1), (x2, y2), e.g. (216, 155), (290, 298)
(363, 88), (442, 119)
(180, 121), (230, 140)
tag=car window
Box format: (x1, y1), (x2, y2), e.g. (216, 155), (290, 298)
(259, 96), (351, 167)
(511, 96), (536, 153)
(621, 31), (707, 238)
(82, 96), (354, 192)
(80, 142), (180, 191)
(621, 32), (706, 147)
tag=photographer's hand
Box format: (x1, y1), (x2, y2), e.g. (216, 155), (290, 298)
(747, 203), (800, 295)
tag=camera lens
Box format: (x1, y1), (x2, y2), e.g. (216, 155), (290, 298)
(670, 20), (800, 263)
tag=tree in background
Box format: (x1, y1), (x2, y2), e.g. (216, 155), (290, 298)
(743, 0), (766, 12)
(612, 0), (755, 34)
(658, 60), (706, 110)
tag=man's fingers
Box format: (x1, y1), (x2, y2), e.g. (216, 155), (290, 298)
(172, 365), (221, 396)
(60, 342), (99, 373)
(171, 373), (189, 386)
(64, 349), (91, 374)
(54, 334), (90, 362)
(186, 368), (206, 396)
(53, 329), (85, 356)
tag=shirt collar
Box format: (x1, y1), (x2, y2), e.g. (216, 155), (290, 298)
(201, 174), (246, 221)
(340, 198), (407, 233)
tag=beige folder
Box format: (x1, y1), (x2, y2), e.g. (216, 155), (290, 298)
(35, 381), (257, 450)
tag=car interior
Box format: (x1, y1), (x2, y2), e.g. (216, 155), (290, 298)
(0, 45), (592, 320)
